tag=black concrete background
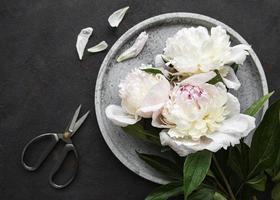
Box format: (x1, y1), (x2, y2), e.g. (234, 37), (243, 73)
(0, 0), (279, 199)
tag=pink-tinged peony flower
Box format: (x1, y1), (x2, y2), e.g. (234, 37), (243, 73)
(156, 72), (255, 156)
(105, 68), (171, 127)
(163, 26), (250, 90)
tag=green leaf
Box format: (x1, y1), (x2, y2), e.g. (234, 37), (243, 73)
(248, 99), (280, 178)
(246, 173), (267, 191)
(213, 192), (227, 200)
(230, 63), (239, 73)
(272, 183), (280, 200)
(141, 67), (164, 75)
(160, 146), (171, 153)
(207, 70), (224, 85)
(136, 152), (182, 180)
(244, 91), (274, 116)
(207, 169), (215, 179)
(269, 148), (280, 182)
(274, 148), (280, 172)
(273, 170), (280, 183)
(161, 55), (170, 63)
(188, 188), (215, 200)
(122, 122), (161, 145)
(145, 182), (183, 200)
(266, 147), (280, 182)
(239, 185), (258, 200)
(227, 142), (250, 179)
(183, 150), (212, 199)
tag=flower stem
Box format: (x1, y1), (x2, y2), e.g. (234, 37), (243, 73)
(211, 175), (228, 196)
(213, 155), (237, 200)
(235, 182), (245, 197)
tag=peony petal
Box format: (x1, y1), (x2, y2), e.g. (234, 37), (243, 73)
(226, 44), (251, 65)
(76, 27), (93, 60)
(180, 71), (216, 85)
(225, 93), (240, 117)
(216, 114), (255, 137)
(160, 114), (255, 156)
(202, 133), (240, 152)
(105, 104), (141, 127)
(221, 66), (241, 90)
(154, 54), (166, 68)
(210, 26), (230, 45)
(160, 130), (213, 156)
(204, 114), (255, 151)
(137, 76), (170, 118)
(151, 109), (170, 128)
(160, 130), (196, 156)
(87, 41), (108, 53)
(108, 6), (129, 27)
(117, 31), (149, 62)
(154, 55), (170, 76)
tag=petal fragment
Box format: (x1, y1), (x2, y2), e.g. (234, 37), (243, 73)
(87, 41), (108, 53)
(105, 104), (140, 127)
(108, 6), (129, 27)
(76, 27), (93, 60)
(117, 31), (149, 62)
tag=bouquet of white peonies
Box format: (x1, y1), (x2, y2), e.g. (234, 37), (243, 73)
(105, 26), (280, 200)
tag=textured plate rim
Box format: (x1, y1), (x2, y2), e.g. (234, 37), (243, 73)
(95, 12), (268, 184)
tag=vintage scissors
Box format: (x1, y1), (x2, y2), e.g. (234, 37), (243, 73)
(21, 105), (90, 189)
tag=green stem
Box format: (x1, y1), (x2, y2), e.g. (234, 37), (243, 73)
(213, 155), (237, 200)
(210, 175), (229, 196)
(235, 182), (245, 197)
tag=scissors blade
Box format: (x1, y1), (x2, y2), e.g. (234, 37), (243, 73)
(68, 105), (81, 133)
(71, 111), (90, 136)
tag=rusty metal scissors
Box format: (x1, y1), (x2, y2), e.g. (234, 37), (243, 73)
(21, 105), (90, 189)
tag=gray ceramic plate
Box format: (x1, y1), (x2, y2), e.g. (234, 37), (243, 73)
(95, 13), (268, 184)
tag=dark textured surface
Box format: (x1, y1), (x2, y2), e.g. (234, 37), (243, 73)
(0, 0), (279, 199)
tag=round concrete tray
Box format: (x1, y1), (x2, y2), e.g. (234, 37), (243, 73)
(95, 13), (268, 184)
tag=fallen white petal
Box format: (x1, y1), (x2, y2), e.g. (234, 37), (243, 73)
(108, 6), (129, 27)
(117, 31), (149, 62)
(76, 27), (93, 60)
(105, 104), (140, 127)
(87, 41), (108, 53)
(222, 66), (241, 90)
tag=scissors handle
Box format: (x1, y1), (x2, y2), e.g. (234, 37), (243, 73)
(49, 144), (78, 189)
(21, 133), (59, 171)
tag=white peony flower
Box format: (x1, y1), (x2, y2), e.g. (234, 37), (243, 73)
(163, 26), (250, 90)
(156, 72), (255, 156)
(106, 68), (170, 127)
